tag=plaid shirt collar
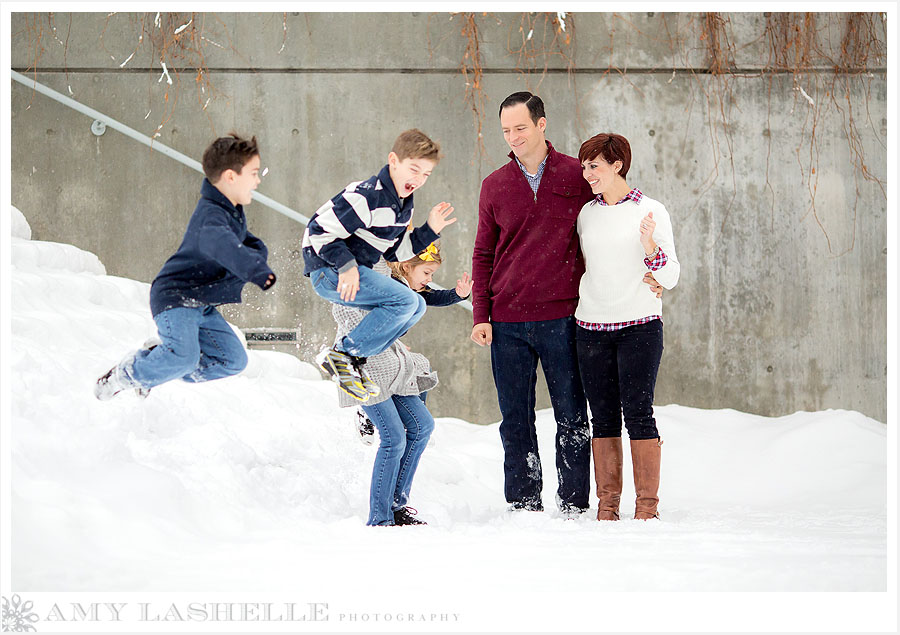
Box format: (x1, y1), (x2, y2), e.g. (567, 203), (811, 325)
(514, 153), (548, 178)
(595, 187), (643, 206)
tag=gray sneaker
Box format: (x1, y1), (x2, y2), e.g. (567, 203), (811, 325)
(94, 365), (131, 401)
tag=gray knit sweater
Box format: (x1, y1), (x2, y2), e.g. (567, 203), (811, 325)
(331, 259), (439, 408)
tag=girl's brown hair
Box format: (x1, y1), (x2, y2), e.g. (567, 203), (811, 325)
(387, 241), (442, 280)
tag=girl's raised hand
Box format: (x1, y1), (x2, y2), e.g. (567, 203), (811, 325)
(455, 272), (473, 298)
(426, 202), (457, 234)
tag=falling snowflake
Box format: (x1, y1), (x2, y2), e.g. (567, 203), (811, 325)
(1, 594), (39, 632)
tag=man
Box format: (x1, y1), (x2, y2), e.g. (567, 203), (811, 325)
(471, 92), (662, 515)
(470, 92), (594, 514)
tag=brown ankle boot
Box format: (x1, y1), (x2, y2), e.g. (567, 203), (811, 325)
(631, 437), (663, 520)
(591, 437), (623, 521)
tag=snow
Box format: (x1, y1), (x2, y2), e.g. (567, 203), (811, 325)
(4, 205), (894, 630)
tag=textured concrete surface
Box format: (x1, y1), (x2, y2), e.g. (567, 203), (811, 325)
(10, 12), (888, 423)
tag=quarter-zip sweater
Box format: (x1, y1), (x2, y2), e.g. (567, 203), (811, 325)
(471, 141), (593, 324)
(150, 178), (274, 316)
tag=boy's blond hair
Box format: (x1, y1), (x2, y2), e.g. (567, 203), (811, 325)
(388, 241), (442, 279)
(391, 129), (442, 163)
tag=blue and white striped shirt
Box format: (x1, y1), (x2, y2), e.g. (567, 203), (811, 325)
(302, 164), (439, 275)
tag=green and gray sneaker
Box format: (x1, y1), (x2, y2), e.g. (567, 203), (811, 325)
(316, 347), (373, 402)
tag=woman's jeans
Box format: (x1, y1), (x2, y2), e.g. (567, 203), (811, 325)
(575, 319), (664, 440)
(121, 306), (248, 389)
(362, 395), (434, 526)
(310, 266), (426, 358)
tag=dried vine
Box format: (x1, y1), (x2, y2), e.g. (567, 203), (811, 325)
(16, 12), (287, 140)
(442, 11), (884, 254)
(507, 12), (577, 90)
(442, 11), (576, 160)
(758, 12), (886, 255)
(454, 12), (489, 158)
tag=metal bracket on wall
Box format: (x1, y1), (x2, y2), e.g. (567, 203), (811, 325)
(90, 120), (106, 136)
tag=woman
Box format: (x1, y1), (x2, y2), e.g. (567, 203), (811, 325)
(575, 133), (680, 521)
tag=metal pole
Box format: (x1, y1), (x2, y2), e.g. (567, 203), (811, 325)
(10, 69), (310, 225)
(10, 69), (472, 311)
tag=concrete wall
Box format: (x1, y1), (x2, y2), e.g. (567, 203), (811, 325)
(10, 12), (888, 423)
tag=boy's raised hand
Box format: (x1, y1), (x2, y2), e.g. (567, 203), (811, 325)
(426, 202), (456, 234)
(455, 272), (473, 299)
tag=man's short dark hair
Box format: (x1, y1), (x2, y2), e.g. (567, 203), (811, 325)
(202, 133), (259, 183)
(498, 91), (545, 124)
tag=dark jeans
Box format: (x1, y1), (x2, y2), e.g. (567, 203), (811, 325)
(575, 320), (664, 440)
(491, 317), (591, 511)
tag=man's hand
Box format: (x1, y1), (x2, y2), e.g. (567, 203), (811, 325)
(455, 272), (473, 299)
(643, 272), (663, 299)
(337, 266), (360, 302)
(471, 322), (492, 347)
(262, 273), (277, 290)
(426, 202), (457, 234)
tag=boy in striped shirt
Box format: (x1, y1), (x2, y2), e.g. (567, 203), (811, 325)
(301, 129), (456, 401)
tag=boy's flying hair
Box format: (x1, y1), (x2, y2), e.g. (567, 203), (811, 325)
(391, 129), (442, 163)
(202, 133), (259, 183)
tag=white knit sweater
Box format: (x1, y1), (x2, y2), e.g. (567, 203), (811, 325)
(575, 194), (680, 324)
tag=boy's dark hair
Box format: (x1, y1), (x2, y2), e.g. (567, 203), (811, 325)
(498, 91), (545, 124)
(578, 133), (632, 180)
(391, 129), (442, 163)
(202, 133), (259, 183)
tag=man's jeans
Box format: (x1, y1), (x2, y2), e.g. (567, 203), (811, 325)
(490, 316), (591, 511)
(121, 306), (248, 389)
(576, 320), (664, 440)
(310, 266), (426, 358)
(362, 395), (434, 526)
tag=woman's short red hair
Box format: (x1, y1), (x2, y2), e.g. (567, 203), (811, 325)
(578, 133), (632, 179)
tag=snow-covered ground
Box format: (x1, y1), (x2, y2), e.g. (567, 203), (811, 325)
(3, 206), (893, 631)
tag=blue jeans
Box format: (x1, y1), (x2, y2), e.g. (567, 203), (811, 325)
(310, 266), (426, 358)
(576, 320), (664, 440)
(490, 317), (591, 511)
(120, 306), (248, 389)
(362, 395), (435, 526)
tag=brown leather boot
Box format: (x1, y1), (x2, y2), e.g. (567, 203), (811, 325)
(631, 437), (663, 520)
(591, 437), (623, 521)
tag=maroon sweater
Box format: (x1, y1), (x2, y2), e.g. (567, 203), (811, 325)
(472, 141), (594, 324)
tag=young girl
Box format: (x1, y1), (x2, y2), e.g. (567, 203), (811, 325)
(356, 243), (471, 444)
(330, 242), (472, 526)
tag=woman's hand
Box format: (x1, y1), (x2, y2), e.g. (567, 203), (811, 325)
(639, 211), (657, 255)
(455, 272), (473, 298)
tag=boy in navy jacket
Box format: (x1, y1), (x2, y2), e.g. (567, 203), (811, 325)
(302, 129), (456, 402)
(95, 134), (276, 400)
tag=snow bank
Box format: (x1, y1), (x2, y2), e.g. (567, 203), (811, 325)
(11, 204), (31, 240)
(5, 207), (889, 626)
